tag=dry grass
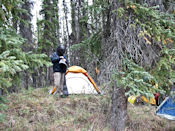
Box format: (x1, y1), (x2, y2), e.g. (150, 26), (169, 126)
(127, 104), (175, 131)
(0, 87), (108, 131)
(0, 87), (175, 131)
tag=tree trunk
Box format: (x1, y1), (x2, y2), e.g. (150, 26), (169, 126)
(109, 86), (127, 131)
(63, 0), (70, 63)
(19, 0), (33, 90)
(19, 0), (33, 45)
(70, 0), (81, 66)
(37, 0), (56, 88)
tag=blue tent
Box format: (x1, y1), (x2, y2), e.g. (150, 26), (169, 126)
(156, 96), (175, 120)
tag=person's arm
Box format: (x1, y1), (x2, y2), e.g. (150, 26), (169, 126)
(50, 52), (60, 63)
(63, 55), (69, 66)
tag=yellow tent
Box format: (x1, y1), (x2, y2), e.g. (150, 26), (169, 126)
(66, 66), (100, 94)
(50, 66), (100, 95)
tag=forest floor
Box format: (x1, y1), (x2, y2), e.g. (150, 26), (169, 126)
(0, 87), (175, 131)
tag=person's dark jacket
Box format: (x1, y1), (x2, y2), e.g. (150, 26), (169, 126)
(50, 52), (68, 73)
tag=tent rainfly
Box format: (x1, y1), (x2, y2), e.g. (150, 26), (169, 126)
(156, 96), (175, 120)
(156, 87), (175, 120)
(65, 66), (100, 94)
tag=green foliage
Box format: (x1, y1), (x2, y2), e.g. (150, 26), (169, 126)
(125, 1), (175, 44)
(152, 47), (175, 92)
(83, 0), (108, 33)
(70, 0), (106, 59)
(88, 0), (107, 16)
(110, 1), (175, 96)
(0, 0), (53, 92)
(116, 7), (125, 17)
(0, 0), (26, 27)
(0, 28), (27, 90)
(112, 1), (175, 44)
(71, 32), (102, 60)
(0, 26), (51, 92)
(113, 58), (165, 98)
(38, 0), (59, 52)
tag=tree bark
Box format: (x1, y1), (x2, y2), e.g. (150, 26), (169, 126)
(109, 86), (127, 131)
(19, 0), (33, 90)
(70, 0), (81, 66)
(63, 0), (70, 63)
(19, 0), (33, 45)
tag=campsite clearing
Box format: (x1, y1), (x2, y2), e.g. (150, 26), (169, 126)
(0, 87), (175, 131)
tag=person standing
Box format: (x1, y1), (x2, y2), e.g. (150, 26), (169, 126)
(50, 44), (68, 96)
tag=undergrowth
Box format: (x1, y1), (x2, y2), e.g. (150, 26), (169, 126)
(0, 87), (174, 131)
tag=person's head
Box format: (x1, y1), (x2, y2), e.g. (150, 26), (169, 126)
(57, 44), (65, 56)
